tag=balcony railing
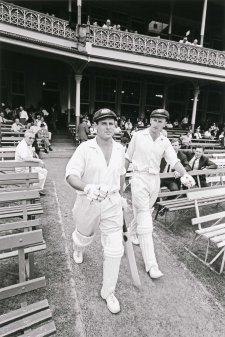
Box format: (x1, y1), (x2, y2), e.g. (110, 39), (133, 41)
(89, 26), (225, 69)
(0, 1), (76, 41)
(1, 0), (225, 69)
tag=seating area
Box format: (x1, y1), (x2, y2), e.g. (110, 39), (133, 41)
(0, 163), (56, 334)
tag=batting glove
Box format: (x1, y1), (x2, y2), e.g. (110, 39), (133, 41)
(98, 184), (110, 201)
(180, 174), (196, 188)
(84, 184), (101, 201)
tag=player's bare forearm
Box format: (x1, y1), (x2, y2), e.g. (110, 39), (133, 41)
(66, 175), (86, 191)
(125, 158), (130, 171)
(120, 174), (125, 195)
(173, 162), (187, 176)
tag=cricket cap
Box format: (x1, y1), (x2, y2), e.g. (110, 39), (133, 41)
(93, 108), (117, 122)
(150, 109), (170, 120)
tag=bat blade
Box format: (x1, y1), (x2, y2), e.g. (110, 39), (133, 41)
(123, 217), (141, 288)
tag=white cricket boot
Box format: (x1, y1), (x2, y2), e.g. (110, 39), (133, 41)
(149, 265), (164, 279)
(73, 249), (83, 264)
(101, 292), (120, 314)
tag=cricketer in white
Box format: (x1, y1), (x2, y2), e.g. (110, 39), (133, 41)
(125, 109), (195, 279)
(65, 109), (126, 314)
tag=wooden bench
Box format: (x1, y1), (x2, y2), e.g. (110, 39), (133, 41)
(155, 168), (225, 225)
(190, 142), (221, 150)
(188, 193), (225, 274)
(0, 299), (56, 336)
(0, 190), (43, 221)
(0, 172), (39, 189)
(0, 152), (15, 161)
(0, 161), (41, 173)
(0, 228), (46, 300)
(1, 137), (23, 146)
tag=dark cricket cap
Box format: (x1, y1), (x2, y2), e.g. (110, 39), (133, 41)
(150, 109), (170, 120)
(93, 108), (117, 122)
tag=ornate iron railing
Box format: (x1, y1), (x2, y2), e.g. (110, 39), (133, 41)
(1, 1), (225, 69)
(89, 26), (225, 69)
(0, 1), (76, 40)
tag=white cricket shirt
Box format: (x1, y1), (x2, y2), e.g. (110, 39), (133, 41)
(66, 138), (126, 193)
(125, 129), (179, 174)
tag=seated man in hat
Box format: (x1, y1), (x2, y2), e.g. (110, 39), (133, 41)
(37, 123), (53, 153)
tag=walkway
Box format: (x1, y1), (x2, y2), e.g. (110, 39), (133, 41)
(39, 134), (225, 337)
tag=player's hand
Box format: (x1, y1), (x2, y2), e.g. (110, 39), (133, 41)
(180, 174), (195, 188)
(84, 184), (101, 201)
(98, 184), (110, 201)
(173, 171), (181, 178)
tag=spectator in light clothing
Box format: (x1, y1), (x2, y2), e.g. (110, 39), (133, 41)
(11, 118), (23, 133)
(204, 128), (212, 139)
(37, 124), (53, 153)
(194, 128), (202, 139)
(124, 119), (133, 132)
(15, 130), (48, 195)
(19, 106), (28, 125)
(114, 121), (122, 134)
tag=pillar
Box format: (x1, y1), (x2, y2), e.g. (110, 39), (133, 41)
(168, 2), (174, 40)
(163, 85), (168, 110)
(75, 74), (82, 134)
(200, 0), (208, 46)
(77, 0), (82, 25)
(191, 85), (200, 132)
(67, 74), (71, 124)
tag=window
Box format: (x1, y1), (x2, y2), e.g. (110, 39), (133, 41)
(207, 91), (221, 112)
(12, 71), (24, 94)
(146, 83), (164, 106)
(95, 77), (117, 103)
(0, 69), (7, 103)
(81, 77), (89, 102)
(121, 81), (140, 104)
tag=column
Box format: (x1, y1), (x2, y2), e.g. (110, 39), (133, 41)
(200, 0), (208, 46)
(67, 74), (71, 124)
(168, 2), (174, 40)
(75, 74), (82, 134)
(163, 85), (168, 109)
(77, 0), (82, 25)
(191, 85), (200, 132)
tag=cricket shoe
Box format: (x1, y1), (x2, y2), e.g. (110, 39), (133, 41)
(149, 266), (164, 279)
(73, 250), (83, 264)
(101, 293), (120, 314)
(131, 234), (139, 245)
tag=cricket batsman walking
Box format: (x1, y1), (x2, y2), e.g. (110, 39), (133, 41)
(125, 109), (195, 279)
(66, 109), (126, 314)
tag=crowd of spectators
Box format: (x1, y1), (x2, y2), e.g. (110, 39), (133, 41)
(0, 102), (53, 154)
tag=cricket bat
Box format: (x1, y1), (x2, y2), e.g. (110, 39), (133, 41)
(123, 216), (141, 288)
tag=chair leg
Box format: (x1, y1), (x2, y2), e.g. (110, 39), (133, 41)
(220, 249), (225, 274)
(205, 240), (210, 263)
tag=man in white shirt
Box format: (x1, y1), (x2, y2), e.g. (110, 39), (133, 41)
(66, 108), (126, 314)
(125, 119), (133, 132)
(19, 106), (28, 125)
(15, 130), (48, 195)
(125, 109), (194, 279)
(11, 118), (22, 133)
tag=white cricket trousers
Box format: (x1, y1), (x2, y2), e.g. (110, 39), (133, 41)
(72, 193), (124, 299)
(32, 167), (48, 190)
(131, 172), (160, 272)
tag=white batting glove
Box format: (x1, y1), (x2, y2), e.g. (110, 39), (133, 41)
(98, 184), (110, 201)
(84, 184), (101, 201)
(180, 174), (196, 188)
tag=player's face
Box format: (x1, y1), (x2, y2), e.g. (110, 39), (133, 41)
(97, 118), (115, 140)
(150, 117), (167, 132)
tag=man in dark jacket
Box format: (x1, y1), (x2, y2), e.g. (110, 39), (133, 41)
(160, 139), (191, 191)
(77, 118), (90, 143)
(186, 146), (217, 187)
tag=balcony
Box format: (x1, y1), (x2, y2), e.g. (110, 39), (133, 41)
(0, 0), (225, 78)
(88, 26), (225, 70)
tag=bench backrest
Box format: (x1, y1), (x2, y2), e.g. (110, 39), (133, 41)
(0, 219), (40, 232)
(0, 229), (43, 251)
(192, 211), (225, 226)
(0, 172), (39, 186)
(187, 187), (225, 201)
(0, 189), (40, 202)
(0, 161), (41, 171)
